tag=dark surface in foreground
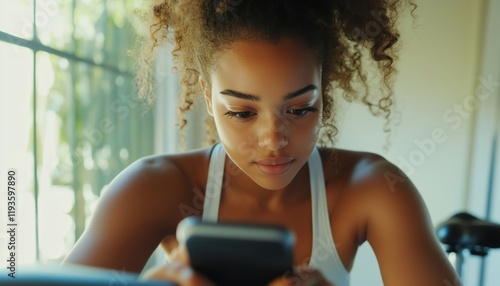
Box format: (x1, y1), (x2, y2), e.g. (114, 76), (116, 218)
(0, 264), (173, 286)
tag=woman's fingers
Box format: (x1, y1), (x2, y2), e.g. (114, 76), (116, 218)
(268, 276), (295, 286)
(141, 262), (214, 286)
(168, 243), (190, 265)
(144, 243), (205, 285)
(268, 266), (334, 286)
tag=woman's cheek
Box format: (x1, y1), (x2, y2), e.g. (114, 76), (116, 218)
(217, 118), (251, 145)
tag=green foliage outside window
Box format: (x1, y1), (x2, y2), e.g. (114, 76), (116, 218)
(0, 0), (154, 264)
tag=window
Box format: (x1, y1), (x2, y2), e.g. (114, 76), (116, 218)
(0, 0), (154, 264)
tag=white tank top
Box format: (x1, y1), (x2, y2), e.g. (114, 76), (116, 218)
(202, 143), (350, 286)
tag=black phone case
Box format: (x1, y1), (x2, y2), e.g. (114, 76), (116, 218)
(184, 221), (294, 286)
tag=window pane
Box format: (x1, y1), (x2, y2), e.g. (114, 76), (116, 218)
(103, 1), (136, 71)
(0, 42), (36, 265)
(0, 0), (33, 39)
(75, 0), (142, 70)
(74, 0), (106, 65)
(35, 51), (75, 263)
(36, 0), (73, 52)
(74, 62), (154, 229)
(33, 53), (155, 263)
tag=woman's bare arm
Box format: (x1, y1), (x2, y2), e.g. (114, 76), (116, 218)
(352, 156), (461, 286)
(63, 156), (192, 273)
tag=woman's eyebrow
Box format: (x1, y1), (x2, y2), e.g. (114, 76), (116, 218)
(220, 84), (317, 102)
(283, 84), (318, 101)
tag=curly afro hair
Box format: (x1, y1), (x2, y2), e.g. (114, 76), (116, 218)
(134, 0), (416, 150)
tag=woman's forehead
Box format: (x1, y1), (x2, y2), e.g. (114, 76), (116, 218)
(218, 37), (317, 65)
(211, 38), (321, 92)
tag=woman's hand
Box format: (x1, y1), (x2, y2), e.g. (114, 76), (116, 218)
(142, 243), (332, 286)
(141, 261), (215, 286)
(141, 244), (215, 286)
(268, 266), (334, 286)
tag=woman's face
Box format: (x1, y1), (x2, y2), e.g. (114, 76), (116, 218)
(202, 37), (322, 191)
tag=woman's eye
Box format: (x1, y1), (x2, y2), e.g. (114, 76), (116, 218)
(288, 107), (318, 117)
(223, 111), (254, 119)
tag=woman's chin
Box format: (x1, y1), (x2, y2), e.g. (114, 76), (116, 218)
(250, 171), (297, 191)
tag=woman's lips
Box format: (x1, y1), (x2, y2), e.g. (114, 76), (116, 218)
(255, 158), (294, 176)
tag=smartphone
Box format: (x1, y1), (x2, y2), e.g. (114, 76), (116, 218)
(176, 216), (295, 286)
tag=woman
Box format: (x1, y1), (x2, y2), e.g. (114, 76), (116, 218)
(64, 0), (461, 285)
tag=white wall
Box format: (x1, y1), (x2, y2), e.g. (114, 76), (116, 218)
(464, 0), (500, 285)
(336, 1), (487, 285)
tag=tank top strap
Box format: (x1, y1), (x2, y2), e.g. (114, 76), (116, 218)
(202, 142), (225, 222)
(308, 146), (350, 286)
(308, 146), (329, 249)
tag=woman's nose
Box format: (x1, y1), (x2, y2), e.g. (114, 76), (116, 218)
(258, 116), (288, 151)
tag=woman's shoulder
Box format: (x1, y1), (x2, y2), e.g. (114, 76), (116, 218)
(320, 146), (430, 238)
(63, 147), (215, 271)
(135, 146), (213, 185)
(100, 146), (214, 230)
(318, 146), (416, 223)
(318, 147), (392, 186)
